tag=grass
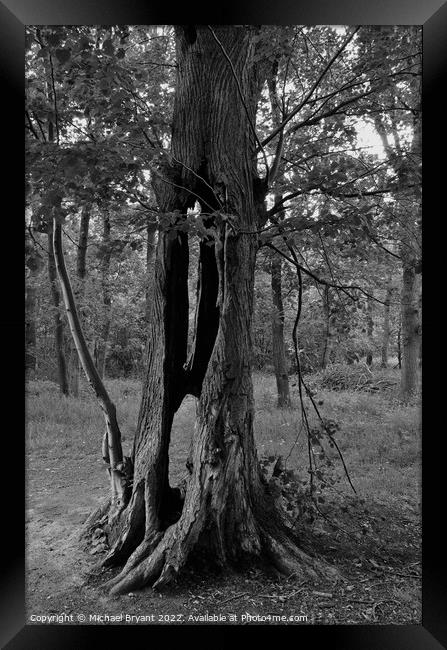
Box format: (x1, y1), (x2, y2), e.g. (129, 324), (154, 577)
(25, 368), (421, 624)
(26, 368), (420, 507)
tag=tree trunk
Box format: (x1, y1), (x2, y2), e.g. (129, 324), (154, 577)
(399, 111), (421, 398)
(365, 293), (374, 367)
(400, 243), (420, 397)
(68, 206), (90, 395)
(95, 212), (112, 379)
(374, 111), (421, 397)
(271, 233), (291, 408)
(95, 26), (333, 595)
(25, 234), (43, 374)
(47, 220), (69, 395)
(380, 280), (392, 369)
(320, 286), (331, 369)
(267, 69), (291, 406)
(52, 213), (131, 517)
(25, 284), (37, 373)
(145, 219), (157, 326)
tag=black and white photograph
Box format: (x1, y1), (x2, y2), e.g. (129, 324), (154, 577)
(11, 4), (445, 640)
(23, 22), (424, 628)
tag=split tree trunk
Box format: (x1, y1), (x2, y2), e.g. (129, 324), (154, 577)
(96, 26), (333, 595)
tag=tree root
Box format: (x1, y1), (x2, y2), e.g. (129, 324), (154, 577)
(260, 527), (340, 583)
(79, 497), (111, 542)
(82, 478), (340, 594)
(104, 528), (174, 594)
(101, 481), (146, 568)
(97, 505), (340, 595)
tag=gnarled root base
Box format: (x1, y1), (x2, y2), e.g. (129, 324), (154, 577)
(83, 485), (340, 595)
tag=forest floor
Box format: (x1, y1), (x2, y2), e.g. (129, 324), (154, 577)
(25, 369), (421, 626)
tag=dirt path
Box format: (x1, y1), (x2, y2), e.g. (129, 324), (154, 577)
(26, 443), (421, 626)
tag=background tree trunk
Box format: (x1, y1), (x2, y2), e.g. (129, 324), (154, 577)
(25, 232), (43, 374)
(47, 220), (69, 395)
(68, 205), (90, 395)
(374, 110), (421, 397)
(52, 214), (130, 515)
(95, 211), (112, 379)
(366, 293), (374, 367)
(380, 279), (392, 368)
(320, 285), (331, 369)
(400, 240), (420, 396)
(271, 239), (291, 407)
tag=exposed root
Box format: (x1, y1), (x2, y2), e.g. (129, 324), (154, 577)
(261, 527), (340, 583)
(79, 497), (111, 542)
(98, 502), (341, 595)
(101, 482), (146, 568)
(83, 471), (340, 595)
(106, 528), (175, 594)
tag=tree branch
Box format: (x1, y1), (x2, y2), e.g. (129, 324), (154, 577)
(260, 27), (360, 149)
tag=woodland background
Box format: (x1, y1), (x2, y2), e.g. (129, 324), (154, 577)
(25, 25), (421, 624)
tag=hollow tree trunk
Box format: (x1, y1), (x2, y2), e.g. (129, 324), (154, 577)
(271, 250), (291, 407)
(47, 220), (69, 395)
(98, 26), (333, 595)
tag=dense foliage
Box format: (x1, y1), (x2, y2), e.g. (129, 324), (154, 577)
(25, 25), (421, 389)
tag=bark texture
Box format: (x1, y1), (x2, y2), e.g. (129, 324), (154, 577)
(96, 26), (333, 595)
(52, 215), (131, 516)
(400, 240), (420, 396)
(94, 211), (112, 379)
(380, 280), (393, 368)
(47, 220), (69, 395)
(68, 205), (90, 395)
(366, 293), (374, 367)
(374, 112), (421, 397)
(25, 232), (43, 373)
(320, 286), (332, 369)
(271, 252), (291, 407)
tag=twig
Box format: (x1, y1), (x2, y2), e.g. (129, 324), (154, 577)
(260, 27), (360, 148)
(219, 592), (248, 604)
